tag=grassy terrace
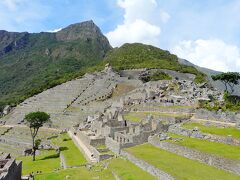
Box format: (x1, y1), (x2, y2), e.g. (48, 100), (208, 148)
(35, 167), (114, 180)
(35, 157), (156, 180)
(168, 133), (240, 160)
(18, 150), (60, 176)
(19, 133), (87, 175)
(182, 122), (240, 139)
(52, 133), (87, 167)
(109, 158), (156, 180)
(124, 111), (190, 122)
(126, 143), (240, 180)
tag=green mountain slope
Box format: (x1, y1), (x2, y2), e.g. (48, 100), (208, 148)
(0, 20), (111, 106)
(102, 43), (206, 83)
(0, 22), (206, 109)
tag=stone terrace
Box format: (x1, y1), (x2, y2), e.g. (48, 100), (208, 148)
(1, 69), (135, 128)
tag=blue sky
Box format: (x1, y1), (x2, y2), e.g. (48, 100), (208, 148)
(0, 0), (240, 72)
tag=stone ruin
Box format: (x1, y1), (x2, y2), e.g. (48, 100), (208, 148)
(2, 106), (11, 116)
(70, 103), (169, 161)
(0, 153), (22, 180)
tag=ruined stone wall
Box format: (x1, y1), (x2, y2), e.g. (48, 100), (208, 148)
(0, 160), (22, 180)
(132, 106), (194, 113)
(105, 137), (121, 154)
(76, 131), (91, 145)
(91, 147), (113, 162)
(103, 126), (128, 138)
(89, 138), (105, 147)
(76, 131), (105, 147)
(169, 125), (240, 146)
(194, 109), (239, 123)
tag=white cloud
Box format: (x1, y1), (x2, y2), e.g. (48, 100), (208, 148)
(47, 28), (62, 33)
(1, 0), (28, 11)
(0, 0), (49, 32)
(106, 0), (169, 47)
(172, 39), (240, 72)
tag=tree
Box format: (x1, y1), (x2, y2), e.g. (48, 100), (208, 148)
(24, 111), (50, 161)
(212, 72), (240, 94)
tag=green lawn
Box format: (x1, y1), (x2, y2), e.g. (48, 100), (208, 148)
(168, 133), (240, 160)
(52, 133), (87, 167)
(35, 157), (156, 180)
(124, 114), (143, 122)
(18, 150), (60, 176)
(35, 167), (114, 180)
(109, 158), (156, 180)
(126, 143), (240, 180)
(183, 122), (240, 139)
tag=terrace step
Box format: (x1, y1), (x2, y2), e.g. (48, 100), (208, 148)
(121, 150), (174, 180)
(149, 136), (240, 175)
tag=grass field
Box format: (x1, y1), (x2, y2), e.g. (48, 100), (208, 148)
(168, 133), (240, 160)
(35, 157), (156, 180)
(52, 133), (87, 167)
(19, 133), (87, 176)
(35, 167), (114, 180)
(126, 143), (240, 180)
(108, 158), (156, 180)
(18, 150), (60, 176)
(183, 122), (240, 139)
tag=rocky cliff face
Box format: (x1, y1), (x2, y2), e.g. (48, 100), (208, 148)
(57, 20), (106, 41)
(0, 30), (29, 57)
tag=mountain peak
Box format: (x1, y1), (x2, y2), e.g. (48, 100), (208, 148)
(56, 20), (105, 42)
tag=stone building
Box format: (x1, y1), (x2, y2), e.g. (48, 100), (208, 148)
(72, 104), (167, 158)
(0, 153), (22, 180)
(3, 106), (11, 116)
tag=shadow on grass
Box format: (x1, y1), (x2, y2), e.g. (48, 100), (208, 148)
(59, 147), (69, 151)
(40, 153), (59, 161)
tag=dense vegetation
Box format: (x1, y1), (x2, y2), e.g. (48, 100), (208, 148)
(212, 72), (240, 94)
(140, 71), (172, 82)
(199, 86), (240, 112)
(102, 43), (206, 83)
(0, 21), (111, 107)
(0, 27), (207, 109)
